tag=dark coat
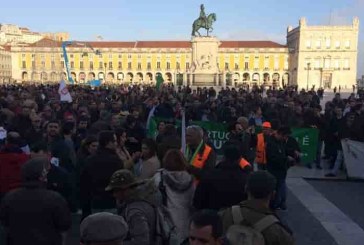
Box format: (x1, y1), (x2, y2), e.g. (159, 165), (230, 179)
(0, 182), (71, 245)
(266, 136), (289, 179)
(193, 160), (248, 211)
(80, 148), (123, 219)
(47, 136), (75, 173)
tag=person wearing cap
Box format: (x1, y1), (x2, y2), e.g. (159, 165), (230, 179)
(255, 121), (272, 170)
(80, 212), (128, 245)
(0, 158), (71, 245)
(106, 169), (160, 245)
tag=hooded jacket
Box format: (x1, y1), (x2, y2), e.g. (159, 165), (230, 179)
(153, 170), (195, 241)
(117, 180), (162, 245)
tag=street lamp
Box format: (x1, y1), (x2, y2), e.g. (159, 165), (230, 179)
(306, 62), (311, 91)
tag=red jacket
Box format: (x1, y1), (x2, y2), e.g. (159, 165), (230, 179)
(0, 145), (30, 193)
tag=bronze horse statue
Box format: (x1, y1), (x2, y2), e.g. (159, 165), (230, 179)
(192, 13), (217, 37)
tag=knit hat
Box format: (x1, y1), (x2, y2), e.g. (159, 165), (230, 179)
(80, 212), (128, 243)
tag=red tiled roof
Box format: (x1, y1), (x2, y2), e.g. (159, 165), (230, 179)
(220, 41), (286, 48)
(136, 41), (191, 48)
(28, 38), (286, 49)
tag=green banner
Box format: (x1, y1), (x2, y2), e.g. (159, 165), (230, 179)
(291, 128), (319, 164)
(148, 117), (318, 164)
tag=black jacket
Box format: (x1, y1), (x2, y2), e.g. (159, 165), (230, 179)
(266, 136), (289, 179)
(80, 148), (123, 219)
(0, 182), (71, 245)
(193, 160), (248, 210)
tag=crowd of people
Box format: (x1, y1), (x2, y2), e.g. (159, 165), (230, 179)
(0, 82), (363, 245)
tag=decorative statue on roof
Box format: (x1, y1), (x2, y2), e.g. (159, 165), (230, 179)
(192, 4), (217, 37)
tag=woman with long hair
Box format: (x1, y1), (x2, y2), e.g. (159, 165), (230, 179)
(114, 127), (134, 169)
(152, 149), (194, 241)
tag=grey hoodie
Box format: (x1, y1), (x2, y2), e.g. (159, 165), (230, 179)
(152, 170), (195, 241)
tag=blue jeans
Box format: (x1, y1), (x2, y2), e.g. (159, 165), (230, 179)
(272, 178), (287, 209)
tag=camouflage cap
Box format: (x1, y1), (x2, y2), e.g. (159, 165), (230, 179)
(105, 169), (142, 191)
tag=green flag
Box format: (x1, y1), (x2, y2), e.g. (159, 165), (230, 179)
(156, 74), (164, 90)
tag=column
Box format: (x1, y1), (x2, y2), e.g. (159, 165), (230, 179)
(215, 73), (219, 86)
(223, 72), (226, 87)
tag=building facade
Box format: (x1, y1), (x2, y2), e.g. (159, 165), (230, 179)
(0, 24), (69, 45)
(0, 45), (12, 83)
(11, 39), (290, 86)
(7, 17), (360, 89)
(287, 17), (359, 89)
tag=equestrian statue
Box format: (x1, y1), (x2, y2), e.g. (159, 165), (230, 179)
(192, 4), (217, 37)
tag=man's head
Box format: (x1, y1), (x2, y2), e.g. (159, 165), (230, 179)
(276, 126), (292, 142)
(237, 117), (248, 130)
(262, 121), (272, 136)
(31, 114), (42, 130)
(228, 122), (242, 135)
(21, 157), (49, 184)
(6, 131), (21, 146)
(188, 210), (223, 245)
(246, 171), (276, 203)
(222, 141), (241, 163)
(98, 131), (117, 150)
(80, 212), (128, 245)
(335, 106), (343, 118)
(186, 125), (203, 147)
(46, 120), (60, 138)
(105, 170), (143, 203)
(22, 99), (35, 116)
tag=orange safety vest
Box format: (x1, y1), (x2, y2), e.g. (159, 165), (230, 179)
(239, 158), (251, 169)
(191, 145), (212, 169)
(255, 133), (267, 165)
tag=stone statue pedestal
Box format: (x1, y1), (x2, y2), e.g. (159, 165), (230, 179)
(190, 36), (222, 86)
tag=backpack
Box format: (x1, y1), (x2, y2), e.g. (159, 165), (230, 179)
(226, 205), (279, 245)
(155, 170), (180, 245)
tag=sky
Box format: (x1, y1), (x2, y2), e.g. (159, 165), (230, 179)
(1, 0), (363, 77)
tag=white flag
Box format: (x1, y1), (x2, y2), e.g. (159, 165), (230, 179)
(58, 80), (73, 103)
(181, 109), (186, 156)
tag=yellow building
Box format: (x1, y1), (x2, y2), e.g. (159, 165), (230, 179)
(11, 38), (289, 86)
(0, 45), (12, 83)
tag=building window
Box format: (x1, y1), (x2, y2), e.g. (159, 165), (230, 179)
(244, 62), (249, 70)
(306, 40), (311, 49)
(51, 61), (55, 69)
(70, 61), (74, 69)
(167, 62), (170, 70)
(234, 63), (239, 70)
(254, 56), (259, 69)
(99, 62), (103, 69)
(137, 63), (142, 70)
(118, 62), (122, 69)
(176, 62), (180, 70)
(128, 54), (132, 59)
(157, 62), (161, 69)
(41, 61), (46, 68)
(70, 54), (74, 58)
(264, 56), (269, 69)
(90, 62), (94, 70)
(80, 61), (84, 69)
(109, 54), (113, 59)
(314, 58), (321, 69)
(344, 58), (350, 70)
(326, 38), (331, 49)
(224, 62), (229, 70)
(345, 40), (350, 49)
(22, 61), (26, 69)
(316, 40), (321, 49)
(334, 59), (340, 70)
(274, 57), (279, 70)
(89, 54), (93, 59)
(147, 62), (151, 70)
(324, 58), (331, 69)
(138, 54), (142, 59)
(109, 62), (113, 69)
(335, 41), (340, 49)
(128, 62), (132, 70)
(186, 62), (190, 70)
(118, 54), (122, 59)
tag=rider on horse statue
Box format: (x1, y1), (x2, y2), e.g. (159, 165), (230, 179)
(199, 4), (208, 29)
